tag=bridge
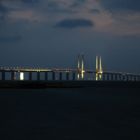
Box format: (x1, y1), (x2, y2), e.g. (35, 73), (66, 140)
(0, 55), (140, 81)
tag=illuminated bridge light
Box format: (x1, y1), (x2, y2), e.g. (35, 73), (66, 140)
(0, 55), (140, 82)
(20, 72), (24, 81)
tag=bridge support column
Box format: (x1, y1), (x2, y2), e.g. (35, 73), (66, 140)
(122, 75), (126, 81)
(29, 72), (32, 81)
(138, 76), (140, 81)
(125, 75), (128, 81)
(106, 74), (110, 81)
(93, 73), (95, 80)
(130, 75), (133, 81)
(119, 74), (123, 81)
(110, 74), (114, 81)
(20, 72), (24, 81)
(59, 72), (62, 80)
(127, 75), (130, 81)
(105, 74), (108, 81)
(52, 72), (55, 80)
(2, 71), (5, 80)
(136, 76), (139, 81)
(134, 75), (137, 81)
(11, 71), (16, 80)
(102, 73), (106, 81)
(91, 73), (94, 80)
(128, 75), (130, 81)
(72, 72), (76, 81)
(66, 72), (70, 80)
(45, 72), (48, 81)
(132, 75), (134, 81)
(114, 74), (118, 81)
(37, 72), (40, 81)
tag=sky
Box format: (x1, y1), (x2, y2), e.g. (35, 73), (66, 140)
(0, 0), (140, 73)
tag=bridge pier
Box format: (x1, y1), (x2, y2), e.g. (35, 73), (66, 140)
(102, 73), (105, 81)
(129, 75), (133, 81)
(110, 74), (114, 81)
(20, 72), (24, 80)
(52, 72), (55, 80)
(106, 74), (110, 81)
(109, 74), (112, 81)
(11, 71), (16, 80)
(114, 74), (118, 81)
(93, 73), (95, 80)
(136, 76), (139, 81)
(105, 73), (108, 81)
(29, 72), (32, 81)
(118, 74), (121, 81)
(93, 73), (95, 81)
(66, 72), (69, 80)
(45, 72), (48, 81)
(104, 73), (109, 81)
(37, 72), (40, 81)
(1, 71), (5, 80)
(59, 72), (62, 80)
(134, 75), (137, 81)
(132, 75), (135, 81)
(99, 73), (103, 81)
(126, 75), (129, 81)
(126, 75), (130, 81)
(120, 74), (123, 81)
(138, 76), (140, 81)
(72, 72), (76, 81)
(124, 74), (127, 81)
(124, 74), (128, 81)
(122, 74), (126, 81)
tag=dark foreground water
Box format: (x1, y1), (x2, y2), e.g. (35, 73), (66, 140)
(0, 87), (140, 140)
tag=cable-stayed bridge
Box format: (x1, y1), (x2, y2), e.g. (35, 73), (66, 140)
(0, 55), (140, 81)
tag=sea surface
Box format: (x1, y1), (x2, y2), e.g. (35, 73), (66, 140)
(0, 87), (140, 140)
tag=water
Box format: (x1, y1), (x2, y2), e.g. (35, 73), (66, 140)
(0, 87), (140, 140)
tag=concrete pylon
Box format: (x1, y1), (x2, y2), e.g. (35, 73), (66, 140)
(96, 56), (103, 81)
(81, 54), (85, 79)
(96, 56), (99, 73)
(77, 54), (85, 80)
(99, 56), (103, 73)
(77, 55), (80, 80)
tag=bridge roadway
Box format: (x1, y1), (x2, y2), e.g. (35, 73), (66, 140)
(0, 67), (140, 81)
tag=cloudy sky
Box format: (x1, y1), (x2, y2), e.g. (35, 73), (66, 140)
(0, 0), (140, 73)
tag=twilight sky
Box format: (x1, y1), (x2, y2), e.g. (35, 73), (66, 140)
(0, 0), (140, 73)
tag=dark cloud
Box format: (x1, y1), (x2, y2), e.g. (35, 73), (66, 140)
(100, 0), (140, 12)
(55, 19), (94, 29)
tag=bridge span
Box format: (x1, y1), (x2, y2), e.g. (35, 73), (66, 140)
(0, 55), (139, 81)
(0, 67), (139, 82)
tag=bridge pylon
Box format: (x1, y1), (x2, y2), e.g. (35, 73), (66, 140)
(96, 56), (103, 81)
(77, 54), (85, 80)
